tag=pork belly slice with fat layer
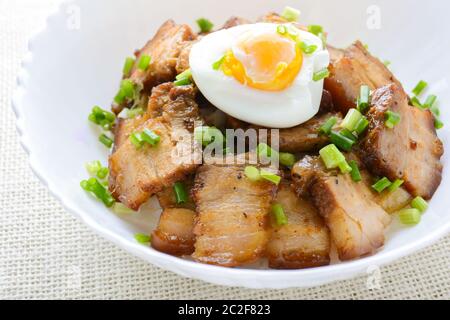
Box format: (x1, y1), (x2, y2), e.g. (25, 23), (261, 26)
(151, 208), (196, 256)
(109, 84), (201, 210)
(325, 41), (403, 113)
(266, 182), (331, 269)
(292, 155), (391, 260)
(192, 162), (278, 267)
(360, 84), (443, 199)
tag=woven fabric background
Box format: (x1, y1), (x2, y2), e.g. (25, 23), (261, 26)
(0, 0), (449, 300)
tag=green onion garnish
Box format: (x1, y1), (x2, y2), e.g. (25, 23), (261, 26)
(127, 107), (144, 119)
(281, 6), (301, 22)
(80, 177), (115, 207)
(244, 166), (261, 182)
(197, 18), (214, 33)
(174, 182), (189, 204)
(88, 106), (116, 130)
(272, 203), (288, 226)
(134, 233), (151, 244)
(319, 116), (338, 135)
(412, 80), (428, 96)
(279, 152), (296, 167)
(411, 196), (428, 213)
(194, 126), (224, 148)
(319, 144), (351, 174)
(174, 68), (192, 86)
(398, 208), (421, 226)
(435, 118), (444, 129)
(349, 160), (362, 182)
(114, 79), (136, 104)
(130, 132), (144, 149)
(388, 179), (404, 193)
(372, 177), (392, 193)
(313, 68), (330, 81)
(277, 25), (288, 35)
(423, 95), (437, 109)
(260, 170), (281, 185)
(123, 57), (135, 77)
(330, 131), (355, 151)
(298, 41), (318, 55)
(257, 143), (279, 160)
(385, 110), (401, 129)
(86, 160), (102, 177)
(97, 167), (109, 180)
(307, 25), (323, 36)
(138, 55), (151, 71)
(141, 128), (160, 146)
(340, 128), (358, 142)
(355, 117), (369, 135)
(410, 96), (423, 108)
(212, 55), (226, 70)
(383, 60), (391, 67)
(341, 109), (363, 132)
(357, 85), (371, 113)
(113, 203), (136, 215)
(99, 134), (113, 148)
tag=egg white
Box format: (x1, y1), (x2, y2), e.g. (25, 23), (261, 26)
(190, 23), (330, 128)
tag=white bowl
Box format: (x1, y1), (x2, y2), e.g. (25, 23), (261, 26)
(13, 0), (450, 289)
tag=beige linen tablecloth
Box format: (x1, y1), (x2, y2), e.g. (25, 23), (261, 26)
(0, 0), (449, 300)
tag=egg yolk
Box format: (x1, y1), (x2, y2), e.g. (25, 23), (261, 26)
(221, 32), (303, 91)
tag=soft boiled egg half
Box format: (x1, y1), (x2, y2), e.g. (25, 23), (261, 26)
(190, 23), (330, 128)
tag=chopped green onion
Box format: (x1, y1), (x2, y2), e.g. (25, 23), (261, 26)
(130, 132), (144, 148)
(313, 68), (330, 81)
(97, 167), (109, 180)
(197, 18), (214, 33)
(123, 57), (135, 77)
(411, 196), (428, 213)
(372, 177), (392, 193)
(88, 106), (116, 130)
(341, 109), (363, 132)
(257, 143), (279, 160)
(435, 118), (444, 129)
(349, 160), (362, 182)
(114, 79), (135, 104)
(113, 203), (136, 215)
(272, 203), (288, 226)
(141, 128), (160, 146)
(127, 107), (144, 119)
(212, 55), (226, 70)
(385, 110), (401, 129)
(410, 96), (423, 108)
(86, 160), (102, 177)
(80, 177), (115, 207)
(357, 85), (371, 113)
(412, 80), (428, 96)
(279, 152), (296, 167)
(388, 179), (404, 193)
(398, 208), (421, 226)
(319, 144), (349, 174)
(260, 170), (281, 185)
(281, 6), (301, 22)
(99, 134), (113, 148)
(176, 68), (192, 81)
(138, 55), (151, 71)
(330, 131), (355, 151)
(277, 25), (288, 35)
(355, 117), (369, 135)
(298, 41), (318, 55)
(134, 233), (151, 244)
(423, 95), (437, 109)
(319, 116), (337, 135)
(307, 25), (323, 36)
(383, 60), (391, 67)
(244, 166), (261, 182)
(174, 69), (193, 86)
(194, 126), (224, 148)
(173, 182), (188, 204)
(340, 128), (358, 142)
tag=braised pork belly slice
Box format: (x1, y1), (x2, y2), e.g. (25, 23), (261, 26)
(360, 84), (443, 199)
(151, 208), (196, 256)
(292, 155), (391, 260)
(109, 84), (201, 210)
(267, 182), (331, 269)
(192, 161), (278, 267)
(325, 41), (403, 113)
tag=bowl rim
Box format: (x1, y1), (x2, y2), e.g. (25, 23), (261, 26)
(11, 0), (450, 288)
